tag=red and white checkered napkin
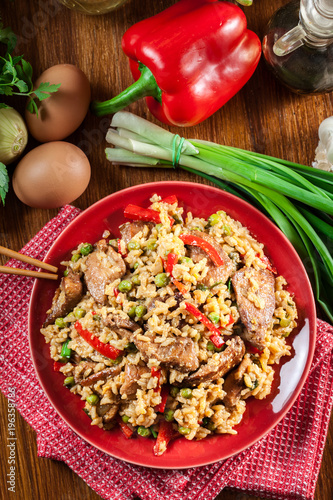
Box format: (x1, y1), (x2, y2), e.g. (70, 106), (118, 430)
(1, 205), (333, 500)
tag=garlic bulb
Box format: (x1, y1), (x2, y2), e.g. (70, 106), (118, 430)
(0, 106), (28, 165)
(313, 116), (333, 172)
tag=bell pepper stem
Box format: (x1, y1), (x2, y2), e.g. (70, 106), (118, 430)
(91, 63), (162, 117)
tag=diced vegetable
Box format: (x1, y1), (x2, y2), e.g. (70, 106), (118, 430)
(64, 376), (75, 387)
(86, 394), (99, 405)
(60, 339), (72, 360)
(137, 426), (151, 437)
(116, 415), (134, 439)
(74, 320), (123, 360)
(155, 385), (169, 413)
(184, 302), (225, 348)
(124, 203), (174, 226)
(153, 419), (175, 456)
(80, 243), (93, 256)
(166, 252), (178, 276)
(179, 233), (224, 266)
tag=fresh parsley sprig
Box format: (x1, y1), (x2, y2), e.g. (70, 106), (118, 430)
(0, 19), (60, 115)
(0, 162), (9, 205)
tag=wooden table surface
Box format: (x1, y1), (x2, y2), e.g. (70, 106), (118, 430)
(1, 0), (333, 499)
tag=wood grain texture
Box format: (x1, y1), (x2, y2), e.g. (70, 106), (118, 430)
(0, 0), (332, 499)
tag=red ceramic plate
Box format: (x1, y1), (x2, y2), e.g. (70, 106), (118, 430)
(29, 181), (316, 469)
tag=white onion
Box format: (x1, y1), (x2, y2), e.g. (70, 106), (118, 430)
(0, 106), (28, 164)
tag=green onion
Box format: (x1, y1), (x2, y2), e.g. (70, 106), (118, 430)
(104, 111), (333, 322)
(60, 339), (72, 360)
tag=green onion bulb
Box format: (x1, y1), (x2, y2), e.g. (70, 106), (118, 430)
(0, 107), (28, 164)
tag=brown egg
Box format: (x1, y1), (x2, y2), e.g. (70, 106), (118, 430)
(25, 64), (91, 142)
(12, 142), (91, 208)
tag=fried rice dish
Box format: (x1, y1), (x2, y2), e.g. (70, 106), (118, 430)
(41, 194), (298, 456)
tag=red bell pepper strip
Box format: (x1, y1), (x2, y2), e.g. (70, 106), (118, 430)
(166, 253), (178, 276)
(173, 279), (188, 295)
(116, 415), (134, 439)
(155, 385), (169, 413)
(256, 253), (277, 274)
(91, 0), (261, 127)
(124, 204), (174, 227)
(179, 233), (224, 267)
(117, 238), (127, 258)
(184, 302), (225, 348)
(244, 341), (263, 355)
(151, 367), (161, 392)
(160, 195), (178, 205)
(74, 321), (123, 360)
(153, 419), (175, 456)
(225, 314), (235, 327)
(53, 360), (64, 372)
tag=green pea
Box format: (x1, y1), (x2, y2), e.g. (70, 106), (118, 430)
(71, 253), (81, 263)
(93, 314), (101, 321)
(133, 262), (140, 270)
(137, 426), (151, 437)
(80, 243), (93, 256)
(63, 269), (69, 277)
(86, 394), (99, 406)
(155, 224), (162, 231)
(206, 421), (216, 432)
(146, 239), (157, 251)
(155, 273), (170, 288)
(180, 388), (192, 399)
(217, 210), (226, 216)
(127, 240), (141, 251)
(206, 340), (215, 351)
(164, 409), (175, 422)
(118, 280), (133, 293)
(55, 317), (67, 329)
(122, 414), (130, 423)
(178, 426), (191, 436)
(74, 308), (86, 319)
(222, 224), (231, 236)
(170, 386), (180, 398)
(208, 213), (220, 226)
(280, 317), (291, 328)
(128, 306), (137, 319)
(208, 312), (220, 324)
(64, 376), (75, 387)
(131, 274), (141, 286)
(135, 305), (147, 318)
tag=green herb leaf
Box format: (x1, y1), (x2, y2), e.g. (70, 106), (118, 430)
(0, 162), (9, 205)
(14, 79), (29, 93)
(0, 22), (17, 53)
(33, 81), (61, 101)
(26, 97), (39, 115)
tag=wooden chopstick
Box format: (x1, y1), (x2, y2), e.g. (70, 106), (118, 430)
(0, 245), (58, 280)
(0, 266), (58, 280)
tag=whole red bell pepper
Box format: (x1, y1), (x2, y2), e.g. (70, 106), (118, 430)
(91, 0), (261, 126)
